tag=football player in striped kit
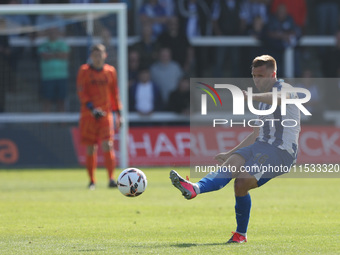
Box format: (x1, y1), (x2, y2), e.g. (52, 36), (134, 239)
(170, 55), (301, 243)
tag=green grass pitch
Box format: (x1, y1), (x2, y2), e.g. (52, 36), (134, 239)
(0, 168), (339, 255)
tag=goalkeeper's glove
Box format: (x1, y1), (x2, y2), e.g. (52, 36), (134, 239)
(92, 108), (106, 119)
(86, 102), (106, 119)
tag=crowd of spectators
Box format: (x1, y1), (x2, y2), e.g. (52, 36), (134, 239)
(132, 0), (340, 115)
(0, 0), (340, 116)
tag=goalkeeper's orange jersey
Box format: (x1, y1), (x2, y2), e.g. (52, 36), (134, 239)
(77, 64), (122, 117)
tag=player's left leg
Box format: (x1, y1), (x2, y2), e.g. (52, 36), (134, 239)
(196, 154), (245, 193)
(170, 154), (245, 199)
(99, 113), (117, 188)
(101, 140), (117, 188)
(227, 172), (258, 244)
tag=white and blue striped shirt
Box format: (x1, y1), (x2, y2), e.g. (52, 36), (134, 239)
(256, 80), (300, 160)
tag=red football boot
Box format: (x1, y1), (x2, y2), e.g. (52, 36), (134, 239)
(227, 232), (247, 244)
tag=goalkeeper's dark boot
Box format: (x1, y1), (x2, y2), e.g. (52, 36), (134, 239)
(88, 181), (95, 190)
(108, 179), (118, 188)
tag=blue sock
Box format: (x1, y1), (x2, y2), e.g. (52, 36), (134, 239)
(235, 194), (252, 235)
(196, 170), (232, 194)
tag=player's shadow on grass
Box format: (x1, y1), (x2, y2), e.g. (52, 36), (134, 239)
(78, 249), (106, 252)
(171, 242), (226, 248)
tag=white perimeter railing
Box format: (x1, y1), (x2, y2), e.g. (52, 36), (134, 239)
(10, 35), (336, 78)
(1, 111), (339, 126)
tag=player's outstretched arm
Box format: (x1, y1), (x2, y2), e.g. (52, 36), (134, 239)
(215, 127), (260, 164)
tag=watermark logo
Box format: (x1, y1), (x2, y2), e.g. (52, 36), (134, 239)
(196, 82), (222, 114)
(197, 83), (311, 116)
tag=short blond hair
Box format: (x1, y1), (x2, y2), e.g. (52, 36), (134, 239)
(90, 44), (106, 53)
(252, 55), (277, 72)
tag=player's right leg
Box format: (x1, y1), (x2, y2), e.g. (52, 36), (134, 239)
(227, 173), (258, 244)
(86, 144), (97, 190)
(170, 154), (245, 199)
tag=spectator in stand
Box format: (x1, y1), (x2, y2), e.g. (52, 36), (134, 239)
(93, 0), (132, 34)
(178, 0), (215, 77)
(158, 0), (176, 17)
(3, 0), (31, 34)
(68, 0), (94, 36)
(167, 77), (190, 115)
(35, 14), (66, 36)
(246, 15), (268, 69)
(265, 3), (298, 77)
(130, 23), (160, 69)
(157, 16), (193, 74)
(270, 0), (306, 77)
(128, 50), (140, 89)
(213, 0), (241, 32)
(95, 0), (128, 35)
(249, 15), (266, 40)
(270, 0), (307, 33)
(237, 0), (270, 76)
(139, 0), (168, 40)
(240, 0), (269, 34)
(38, 27), (70, 112)
(16, 0), (38, 44)
(94, 0), (134, 35)
(129, 68), (163, 114)
(121, 0), (134, 35)
(0, 34), (11, 112)
(322, 30), (340, 78)
(321, 30), (340, 110)
(150, 47), (183, 105)
(13, 0), (37, 32)
(2, 0), (33, 92)
(296, 69), (324, 123)
(315, 0), (339, 35)
(212, 0), (243, 77)
(101, 27), (117, 67)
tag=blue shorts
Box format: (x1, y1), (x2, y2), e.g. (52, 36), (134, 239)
(41, 79), (68, 102)
(233, 141), (295, 187)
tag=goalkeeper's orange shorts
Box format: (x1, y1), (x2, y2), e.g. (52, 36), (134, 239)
(79, 112), (114, 145)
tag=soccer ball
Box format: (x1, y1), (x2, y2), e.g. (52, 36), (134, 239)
(117, 168), (147, 197)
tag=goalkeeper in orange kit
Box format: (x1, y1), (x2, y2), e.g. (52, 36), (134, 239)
(77, 44), (122, 190)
